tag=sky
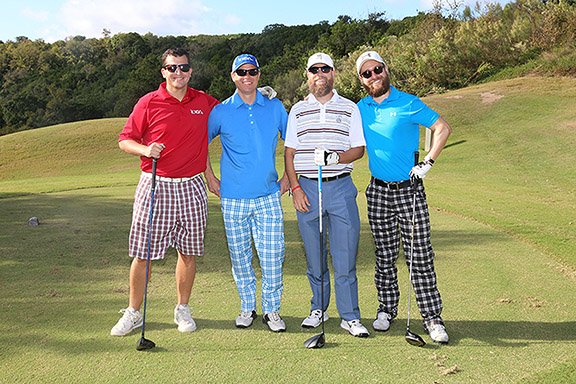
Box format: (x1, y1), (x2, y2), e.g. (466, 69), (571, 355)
(0, 0), (513, 43)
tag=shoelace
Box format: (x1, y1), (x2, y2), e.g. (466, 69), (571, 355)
(118, 308), (139, 325)
(268, 312), (281, 322)
(310, 309), (323, 318)
(348, 320), (362, 327)
(239, 312), (253, 319)
(378, 311), (391, 320)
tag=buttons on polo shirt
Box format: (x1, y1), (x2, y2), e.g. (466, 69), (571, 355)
(248, 106), (255, 127)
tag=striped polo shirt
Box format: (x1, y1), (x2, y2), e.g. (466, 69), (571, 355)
(285, 90), (366, 178)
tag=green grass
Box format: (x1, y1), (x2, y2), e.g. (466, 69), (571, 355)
(1, 77), (575, 383)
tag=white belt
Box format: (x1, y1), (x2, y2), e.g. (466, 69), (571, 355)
(142, 172), (200, 183)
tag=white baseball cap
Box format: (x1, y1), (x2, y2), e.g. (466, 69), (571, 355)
(306, 52), (334, 70)
(356, 51), (386, 75)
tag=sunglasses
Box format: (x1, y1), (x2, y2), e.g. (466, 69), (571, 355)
(235, 68), (260, 77)
(361, 65), (384, 79)
(308, 65), (332, 74)
(163, 64), (191, 73)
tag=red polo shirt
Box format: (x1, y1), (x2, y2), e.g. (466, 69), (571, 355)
(119, 83), (219, 177)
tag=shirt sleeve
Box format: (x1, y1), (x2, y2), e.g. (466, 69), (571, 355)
(277, 101), (288, 141)
(348, 103), (366, 147)
(207, 106), (221, 143)
(119, 96), (149, 143)
(410, 97), (440, 129)
(284, 107), (299, 149)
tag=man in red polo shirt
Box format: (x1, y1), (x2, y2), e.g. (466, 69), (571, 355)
(111, 48), (219, 337)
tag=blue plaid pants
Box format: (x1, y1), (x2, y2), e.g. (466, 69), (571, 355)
(221, 191), (285, 314)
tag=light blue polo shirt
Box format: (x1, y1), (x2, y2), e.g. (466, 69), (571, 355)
(208, 90), (288, 199)
(357, 86), (439, 182)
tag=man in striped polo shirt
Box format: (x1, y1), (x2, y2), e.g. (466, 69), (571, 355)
(285, 52), (370, 338)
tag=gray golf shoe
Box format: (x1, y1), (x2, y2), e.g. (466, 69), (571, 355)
(263, 312), (286, 332)
(235, 310), (257, 328)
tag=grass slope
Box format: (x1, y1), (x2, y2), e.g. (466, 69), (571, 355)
(0, 77), (575, 383)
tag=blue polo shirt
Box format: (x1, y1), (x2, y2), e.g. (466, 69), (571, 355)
(208, 90), (288, 199)
(357, 86), (439, 182)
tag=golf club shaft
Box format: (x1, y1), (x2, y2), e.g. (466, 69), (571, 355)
(141, 157), (157, 338)
(406, 151), (419, 331)
(318, 165), (325, 334)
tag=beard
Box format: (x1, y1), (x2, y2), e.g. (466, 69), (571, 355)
(308, 77), (334, 99)
(363, 76), (391, 98)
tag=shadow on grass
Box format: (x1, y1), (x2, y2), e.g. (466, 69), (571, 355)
(123, 317), (576, 347)
(1, 319), (573, 356)
(379, 319), (576, 348)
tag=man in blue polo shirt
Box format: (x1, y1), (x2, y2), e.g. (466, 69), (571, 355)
(356, 51), (453, 344)
(205, 53), (289, 332)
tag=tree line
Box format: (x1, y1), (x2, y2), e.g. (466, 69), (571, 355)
(0, 0), (574, 136)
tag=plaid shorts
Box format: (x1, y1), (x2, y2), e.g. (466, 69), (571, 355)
(128, 173), (207, 260)
(365, 180), (443, 322)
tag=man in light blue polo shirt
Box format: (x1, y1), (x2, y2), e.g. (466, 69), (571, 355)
(356, 51), (453, 344)
(205, 53), (289, 332)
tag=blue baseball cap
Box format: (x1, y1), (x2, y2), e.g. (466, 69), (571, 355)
(232, 54), (259, 72)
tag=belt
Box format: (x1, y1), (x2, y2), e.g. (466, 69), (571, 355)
(142, 172), (200, 183)
(371, 177), (412, 190)
(301, 172), (350, 183)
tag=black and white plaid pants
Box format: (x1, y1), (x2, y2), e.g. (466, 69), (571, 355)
(365, 179), (443, 325)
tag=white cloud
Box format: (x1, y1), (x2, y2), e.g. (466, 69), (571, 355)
(57, 0), (213, 39)
(21, 7), (50, 22)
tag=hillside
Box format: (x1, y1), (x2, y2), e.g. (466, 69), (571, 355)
(0, 76), (575, 383)
(1, 76), (574, 269)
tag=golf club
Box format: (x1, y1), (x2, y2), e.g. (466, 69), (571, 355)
(136, 157), (158, 351)
(405, 153), (426, 347)
(304, 165), (326, 349)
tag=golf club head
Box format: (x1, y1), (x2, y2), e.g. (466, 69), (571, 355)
(405, 330), (426, 347)
(136, 337), (156, 351)
(304, 332), (325, 349)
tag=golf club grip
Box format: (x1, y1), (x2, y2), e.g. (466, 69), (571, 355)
(414, 151), (419, 166)
(151, 158), (158, 190)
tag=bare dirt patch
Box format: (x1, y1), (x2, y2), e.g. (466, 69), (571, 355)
(480, 92), (504, 104)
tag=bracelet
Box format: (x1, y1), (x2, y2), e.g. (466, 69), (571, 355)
(289, 185), (301, 196)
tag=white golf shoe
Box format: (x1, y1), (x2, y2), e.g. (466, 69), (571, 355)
(110, 307), (143, 336)
(263, 312), (286, 332)
(373, 310), (392, 332)
(340, 319), (370, 338)
(301, 309), (329, 328)
(425, 323), (449, 344)
(174, 304), (197, 332)
(235, 310), (257, 328)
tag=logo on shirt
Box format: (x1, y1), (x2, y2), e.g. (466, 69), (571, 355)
(190, 109), (204, 115)
(390, 112), (397, 117)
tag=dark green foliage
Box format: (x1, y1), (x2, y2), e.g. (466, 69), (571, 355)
(0, 0), (575, 135)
